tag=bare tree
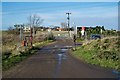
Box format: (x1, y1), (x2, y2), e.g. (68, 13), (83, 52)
(8, 26), (13, 31)
(28, 14), (44, 37)
(28, 14), (44, 27)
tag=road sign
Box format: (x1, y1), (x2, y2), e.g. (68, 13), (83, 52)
(82, 26), (85, 31)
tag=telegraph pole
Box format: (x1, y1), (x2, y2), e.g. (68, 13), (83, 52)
(66, 12), (71, 37)
(20, 25), (22, 43)
(32, 15), (35, 38)
(19, 24), (23, 51)
(18, 24), (24, 44)
(30, 16), (33, 48)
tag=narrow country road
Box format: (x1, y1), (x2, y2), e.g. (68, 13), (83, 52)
(3, 38), (118, 78)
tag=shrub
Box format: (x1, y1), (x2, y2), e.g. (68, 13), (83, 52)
(104, 39), (109, 43)
(2, 52), (12, 60)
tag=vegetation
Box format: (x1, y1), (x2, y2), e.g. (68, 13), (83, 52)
(76, 38), (84, 42)
(2, 40), (54, 71)
(78, 26), (118, 39)
(2, 14), (67, 71)
(72, 37), (120, 71)
(2, 27), (55, 71)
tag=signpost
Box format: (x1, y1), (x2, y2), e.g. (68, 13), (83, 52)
(81, 26), (85, 39)
(81, 27), (85, 36)
(73, 22), (77, 35)
(73, 34), (76, 50)
(82, 26), (85, 31)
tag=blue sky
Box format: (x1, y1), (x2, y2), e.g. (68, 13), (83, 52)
(1, 0), (120, 2)
(2, 2), (118, 30)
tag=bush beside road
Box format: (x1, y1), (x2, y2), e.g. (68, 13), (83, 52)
(2, 40), (54, 71)
(2, 30), (55, 71)
(72, 36), (120, 72)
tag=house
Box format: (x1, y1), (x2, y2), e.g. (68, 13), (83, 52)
(23, 26), (31, 32)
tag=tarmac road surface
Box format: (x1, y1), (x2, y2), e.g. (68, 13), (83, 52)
(2, 38), (118, 78)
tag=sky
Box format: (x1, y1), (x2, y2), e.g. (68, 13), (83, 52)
(1, 2), (118, 30)
(1, 0), (120, 2)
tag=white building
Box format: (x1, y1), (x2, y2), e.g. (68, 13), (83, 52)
(23, 26), (31, 32)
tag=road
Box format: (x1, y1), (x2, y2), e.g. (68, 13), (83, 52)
(2, 38), (118, 78)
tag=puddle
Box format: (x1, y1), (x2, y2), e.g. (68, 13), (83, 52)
(62, 55), (67, 60)
(64, 46), (73, 48)
(54, 53), (62, 78)
(55, 45), (58, 48)
(58, 54), (62, 65)
(56, 48), (68, 65)
(61, 49), (68, 53)
(54, 49), (68, 78)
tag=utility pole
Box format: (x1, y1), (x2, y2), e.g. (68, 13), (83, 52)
(73, 22), (77, 35)
(19, 24), (24, 51)
(32, 15), (35, 38)
(66, 12), (71, 37)
(19, 24), (24, 43)
(30, 16), (33, 48)
(19, 25), (22, 43)
(33, 25), (35, 38)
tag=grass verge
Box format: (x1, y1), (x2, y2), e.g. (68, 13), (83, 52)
(2, 40), (54, 71)
(72, 37), (120, 72)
